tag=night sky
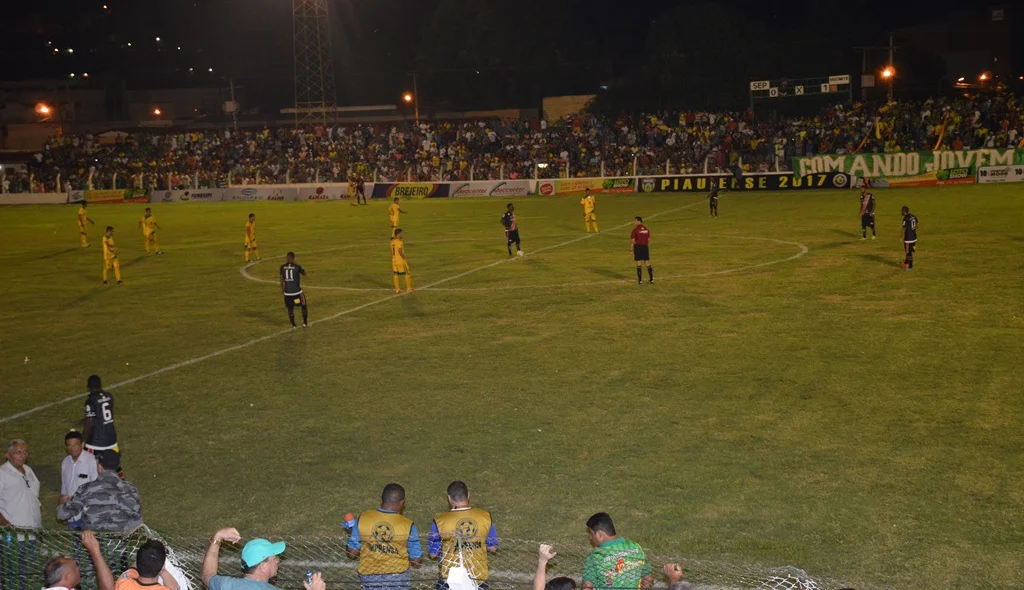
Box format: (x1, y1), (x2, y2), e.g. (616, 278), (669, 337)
(0, 0), (1014, 110)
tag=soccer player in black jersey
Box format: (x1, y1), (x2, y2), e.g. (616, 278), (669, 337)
(82, 375), (118, 464)
(899, 206), (918, 270)
(501, 203), (523, 257)
(280, 252), (309, 327)
(859, 188), (877, 239)
(709, 184), (719, 218)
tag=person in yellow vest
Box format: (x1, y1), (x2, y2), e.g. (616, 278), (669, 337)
(346, 483), (423, 590)
(137, 207), (163, 255)
(244, 213), (260, 263)
(77, 201), (95, 247)
(102, 226), (122, 285)
(580, 188), (598, 233)
(428, 481), (498, 590)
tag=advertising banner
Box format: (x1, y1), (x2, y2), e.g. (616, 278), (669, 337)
(223, 187), (298, 202)
(977, 165), (1024, 184)
(0, 192), (68, 205)
(69, 189), (126, 204)
(637, 172), (851, 193)
(150, 189), (225, 203)
(296, 185), (350, 201)
(372, 183), (450, 199)
(792, 149), (1024, 187)
(536, 178), (635, 195)
(449, 180), (532, 198)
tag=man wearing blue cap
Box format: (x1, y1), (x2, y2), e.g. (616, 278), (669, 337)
(202, 527), (324, 590)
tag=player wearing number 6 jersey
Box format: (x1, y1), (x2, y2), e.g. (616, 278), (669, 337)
(82, 375), (119, 463)
(280, 252), (308, 328)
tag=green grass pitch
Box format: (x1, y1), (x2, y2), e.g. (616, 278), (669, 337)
(0, 186), (1021, 590)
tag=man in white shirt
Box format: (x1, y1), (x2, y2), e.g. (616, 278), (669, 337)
(59, 431), (98, 530)
(0, 439), (41, 528)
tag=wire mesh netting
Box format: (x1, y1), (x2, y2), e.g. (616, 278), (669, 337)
(0, 526), (867, 590)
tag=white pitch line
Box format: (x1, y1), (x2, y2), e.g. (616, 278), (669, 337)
(0, 201), (702, 425)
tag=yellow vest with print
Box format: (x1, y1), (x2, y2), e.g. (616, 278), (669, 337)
(356, 509), (413, 575)
(434, 508), (492, 581)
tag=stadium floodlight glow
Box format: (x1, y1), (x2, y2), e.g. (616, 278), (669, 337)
(35, 103), (51, 115)
(881, 66), (895, 79)
(155, 37), (161, 42)
(402, 92), (414, 104)
(153, 107), (162, 117)
(979, 73), (989, 81)
(957, 77), (965, 82)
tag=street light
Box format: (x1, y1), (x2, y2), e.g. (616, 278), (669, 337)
(880, 66), (896, 101)
(402, 92), (413, 104)
(153, 107), (162, 117)
(36, 103), (52, 116)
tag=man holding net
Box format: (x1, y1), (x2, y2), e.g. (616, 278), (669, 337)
(581, 513), (653, 590)
(428, 481), (499, 590)
(202, 527), (327, 590)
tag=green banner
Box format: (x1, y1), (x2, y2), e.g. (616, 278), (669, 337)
(792, 148), (1024, 187)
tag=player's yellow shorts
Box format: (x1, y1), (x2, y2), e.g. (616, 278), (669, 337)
(391, 259), (409, 274)
(104, 256), (118, 267)
(584, 212), (597, 222)
(245, 239), (258, 248)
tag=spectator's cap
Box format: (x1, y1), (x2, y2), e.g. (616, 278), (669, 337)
(241, 539), (286, 568)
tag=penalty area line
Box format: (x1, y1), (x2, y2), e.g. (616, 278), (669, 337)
(0, 200), (702, 425)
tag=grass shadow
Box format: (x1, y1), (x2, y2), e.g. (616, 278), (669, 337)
(585, 266), (624, 280)
(831, 229), (860, 239)
(36, 247), (81, 261)
(857, 253), (901, 268)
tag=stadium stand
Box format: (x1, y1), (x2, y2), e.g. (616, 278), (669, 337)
(4, 93), (1023, 193)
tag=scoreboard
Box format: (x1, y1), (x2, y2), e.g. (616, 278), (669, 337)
(749, 75), (852, 107)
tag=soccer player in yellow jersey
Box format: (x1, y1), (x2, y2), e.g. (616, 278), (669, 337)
(77, 201), (95, 247)
(580, 188), (598, 233)
(388, 198), (406, 237)
(137, 207), (163, 255)
(244, 213), (260, 263)
(428, 481), (498, 588)
(346, 483), (423, 589)
(101, 226), (122, 285)
(390, 229), (413, 293)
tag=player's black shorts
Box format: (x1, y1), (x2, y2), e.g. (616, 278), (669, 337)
(861, 214), (874, 228)
(284, 293), (306, 309)
(506, 229), (520, 243)
(633, 245), (650, 261)
(904, 241), (916, 254)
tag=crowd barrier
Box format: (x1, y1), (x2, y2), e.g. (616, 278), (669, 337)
(792, 147), (1024, 188)
(2, 173), (874, 205)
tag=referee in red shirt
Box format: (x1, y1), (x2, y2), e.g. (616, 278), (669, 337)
(630, 216), (653, 284)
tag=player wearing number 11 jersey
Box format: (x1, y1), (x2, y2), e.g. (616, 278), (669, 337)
(280, 252), (308, 328)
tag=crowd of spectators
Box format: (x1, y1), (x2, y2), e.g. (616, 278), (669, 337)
(3, 92), (1022, 193)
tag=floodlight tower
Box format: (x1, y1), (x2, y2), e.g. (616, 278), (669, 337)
(293, 0), (337, 126)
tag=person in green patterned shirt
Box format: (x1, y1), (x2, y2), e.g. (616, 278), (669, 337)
(581, 513), (653, 590)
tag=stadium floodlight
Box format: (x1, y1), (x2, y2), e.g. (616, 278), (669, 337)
(881, 66), (895, 79)
(153, 107), (162, 117)
(979, 72), (989, 81)
(402, 92), (413, 104)
(35, 103), (51, 115)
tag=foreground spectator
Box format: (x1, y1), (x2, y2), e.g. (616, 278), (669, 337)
(663, 563), (693, 590)
(115, 540), (180, 590)
(203, 527), (321, 590)
(347, 483), (423, 590)
(581, 513), (652, 590)
(59, 430), (98, 530)
(428, 481), (498, 590)
(57, 451), (141, 531)
(0, 439), (42, 528)
(42, 530), (115, 590)
(534, 543), (575, 590)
